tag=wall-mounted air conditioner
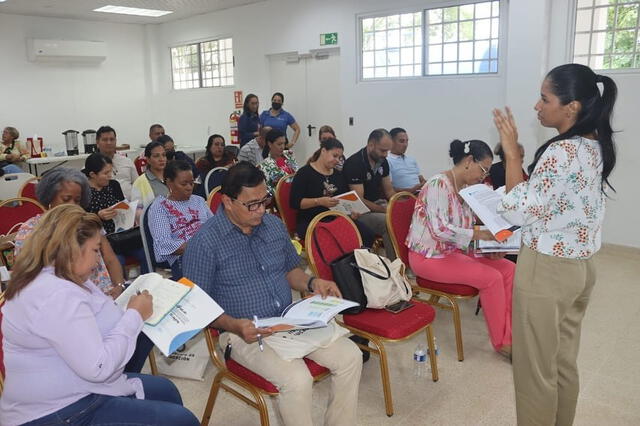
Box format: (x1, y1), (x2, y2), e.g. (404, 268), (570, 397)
(27, 38), (107, 63)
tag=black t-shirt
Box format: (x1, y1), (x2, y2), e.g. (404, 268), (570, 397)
(290, 164), (349, 237)
(342, 147), (389, 202)
(87, 180), (125, 234)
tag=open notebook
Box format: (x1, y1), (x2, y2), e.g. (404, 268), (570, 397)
(116, 273), (194, 326)
(459, 184), (519, 242)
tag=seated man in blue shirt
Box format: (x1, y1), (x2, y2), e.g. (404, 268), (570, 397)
(387, 127), (425, 193)
(182, 162), (362, 426)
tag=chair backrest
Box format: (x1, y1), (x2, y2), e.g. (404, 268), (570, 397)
(0, 198), (46, 236)
(274, 174), (297, 238)
(386, 192), (417, 266)
(205, 167), (228, 195)
(0, 173), (37, 202)
(134, 156), (147, 175)
(140, 201), (158, 272)
(207, 186), (223, 213)
(304, 211), (362, 281)
(17, 177), (40, 201)
(0, 292), (5, 394)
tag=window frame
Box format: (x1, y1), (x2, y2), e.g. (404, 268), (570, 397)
(356, 0), (507, 82)
(568, 0), (640, 74)
(170, 35), (235, 91)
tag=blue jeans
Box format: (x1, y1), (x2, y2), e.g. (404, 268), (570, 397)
(24, 374), (199, 425)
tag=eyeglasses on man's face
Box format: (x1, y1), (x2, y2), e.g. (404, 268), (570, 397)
(232, 194), (272, 212)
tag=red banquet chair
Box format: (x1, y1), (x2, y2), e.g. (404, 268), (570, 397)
(305, 211), (438, 417)
(386, 192), (479, 361)
(0, 292), (5, 394)
(200, 328), (329, 426)
(206, 186), (223, 214)
(17, 177), (40, 201)
(274, 174), (302, 241)
(0, 198), (46, 236)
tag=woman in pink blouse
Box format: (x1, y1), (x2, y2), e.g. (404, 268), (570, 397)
(0, 204), (199, 426)
(494, 64), (617, 425)
(406, 139), (515, 356)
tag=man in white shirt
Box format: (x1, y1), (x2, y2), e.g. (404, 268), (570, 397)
(96, 125), (138, 199)
(387, 127), (425, 193)
(237, 126), (271, 166)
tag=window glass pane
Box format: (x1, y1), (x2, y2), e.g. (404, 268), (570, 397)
(475, 40), (490, 59)
(429, 24), (443, 44)
(460, 21), (474, 41)
(428, 63), (442, 75)
(490, 39), (499, 58)
(415, 64), (422, 75)
(475, 19), (491, 39)
(491, 18), (500, 38)
(388, 30), (400, 48)
(401, 13), (414, 27)
(492, 1), (500, 16)
(443, 7), (458, 22)
(578, 0), (593, 7)
(414, 12), (422, 26)
(388, 66), (400, 77)
(429, 9), (442, 24)
(490, 60), (498, 72)
(363, 67), (374, 78)
(443, 43), (458, 61)
(429, 44), (443, 62)
(363, 33), (374, 50)
(388, 48), (400, 65)
(459, 61), (473, 73)
(474, 60), (490, 72)
(616, 5), (638, 29)
(363, 51), (374, 67)
(375, 17), (386, 30)
(363, 18), (374, 32)
(415, 46), (423, 63)
(592, 7), (610, 31)
(475, 2), (492, 19)
(460, 41), (473, 60)
(375, 50), (386, 66)
(400, 65), (414, 76)
(375, 67), (387, 77)
(444, 23), (458, 42)
(613, 30), (635, 52)
(388, 15), (400, 29)
(576, 9), (593, 32)
(443, 62), (457, 74)
(415, 27), (422, 44)
(401, 28), (414, 46)
(375, 31), (387, 49)
(401, 47), (414, 64)
(460, 4), (474, 20)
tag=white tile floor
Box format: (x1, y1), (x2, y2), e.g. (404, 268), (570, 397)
(150, 245), (640, 425)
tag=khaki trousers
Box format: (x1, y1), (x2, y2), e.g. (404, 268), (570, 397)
(512, 245), (596, 426)
(222, 332), (362, 426)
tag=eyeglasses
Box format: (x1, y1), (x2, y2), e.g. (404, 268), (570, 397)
(477, 162), (490, 177)
(232, 195), (272, 212)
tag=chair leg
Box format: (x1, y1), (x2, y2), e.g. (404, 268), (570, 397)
(475, 298), (482, 315)
(200, 372), (224, 426)
(425, 325), (439, 382)
(147, 349), (158, 376)
(448, 296), (465, 362)
(370, 336), (394, 417)
(255, 392), (271, 426)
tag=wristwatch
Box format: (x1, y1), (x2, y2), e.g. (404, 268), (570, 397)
(307, 276), (316, 293)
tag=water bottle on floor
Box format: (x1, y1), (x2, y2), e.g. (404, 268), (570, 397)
(413, 344), (427, 378)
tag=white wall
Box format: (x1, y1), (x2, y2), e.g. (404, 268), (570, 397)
(0, 13), (150, 153)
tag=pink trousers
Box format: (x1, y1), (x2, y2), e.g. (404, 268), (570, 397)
(409, 250), (515, 351)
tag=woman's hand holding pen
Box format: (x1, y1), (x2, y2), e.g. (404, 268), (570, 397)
(127, 290), (153, 321)
(235, 318), (272, 345)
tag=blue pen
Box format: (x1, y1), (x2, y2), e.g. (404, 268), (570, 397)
(253, 315), (264, 352)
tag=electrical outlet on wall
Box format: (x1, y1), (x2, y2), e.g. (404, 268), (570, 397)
(349, 117), (354, 126)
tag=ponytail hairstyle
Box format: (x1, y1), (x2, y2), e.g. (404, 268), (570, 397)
(529, 63), (617, 192)
(449, 139), (493, 165)
(309, 137), (344, 164)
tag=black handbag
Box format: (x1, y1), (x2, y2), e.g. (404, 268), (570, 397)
(312, 225), (391, 314)
(106, 226), (143, 254)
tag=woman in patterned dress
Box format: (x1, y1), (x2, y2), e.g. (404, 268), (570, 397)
(494, 63), (618, 426)
(258, 129), (298, 195)
(406, 139), (515, 355)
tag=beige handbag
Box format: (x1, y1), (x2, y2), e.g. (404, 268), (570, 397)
(353, 249), (412, 309)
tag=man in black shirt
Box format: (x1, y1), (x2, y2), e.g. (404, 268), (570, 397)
(343, 128), (396, 259)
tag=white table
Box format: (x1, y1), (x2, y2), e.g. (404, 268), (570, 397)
(26, 150), (138, 176)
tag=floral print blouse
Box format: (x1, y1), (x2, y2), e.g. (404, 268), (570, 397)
(498, 137), (605, 259)
(259, 150), (298, 194)
(407, 173), (475, 258)
(14, 215), (113, 293)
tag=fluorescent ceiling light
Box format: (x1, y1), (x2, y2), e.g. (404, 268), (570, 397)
(94, 5), (173, 17)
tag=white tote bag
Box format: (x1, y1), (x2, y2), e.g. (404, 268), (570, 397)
(353, 248), (412, 309)
(153, 332), (210, 381)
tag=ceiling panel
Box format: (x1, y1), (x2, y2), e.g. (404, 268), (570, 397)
(0, 0), (266, 24)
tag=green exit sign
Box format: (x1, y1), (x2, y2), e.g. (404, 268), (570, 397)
(320, 32), (338, 46)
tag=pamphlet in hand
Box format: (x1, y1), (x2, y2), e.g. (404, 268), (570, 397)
(330, 191), (370, 215)
(116, 273), (225, 356)
(111, 199), (138, 232)
(476, 226), (521, 254)
(116, 272), (194, 326)
(459, 184), (519, 242)
(255, 295), (359, 332)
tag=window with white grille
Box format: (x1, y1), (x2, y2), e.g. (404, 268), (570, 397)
(359, 1), (502, 80)
(171, 37), (234, 90)
(573, 0), (640, 70)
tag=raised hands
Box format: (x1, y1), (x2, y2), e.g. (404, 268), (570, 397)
(493, 107), (520, 160)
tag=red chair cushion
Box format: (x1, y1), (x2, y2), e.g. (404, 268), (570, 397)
(209, 192), (222, 213)
(226, 357), (329, 393)
(275, 178), (297, 238)
(388, 195), (416, 266)
(342, 301), (436, 339)
(0, 200), (45, 235)
(308, 216), (361, 282)
(20, 182), (37, 200)
(416, 277), (479, 297)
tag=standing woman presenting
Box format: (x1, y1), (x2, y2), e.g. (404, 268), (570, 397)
(494, 63), (617, 426)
